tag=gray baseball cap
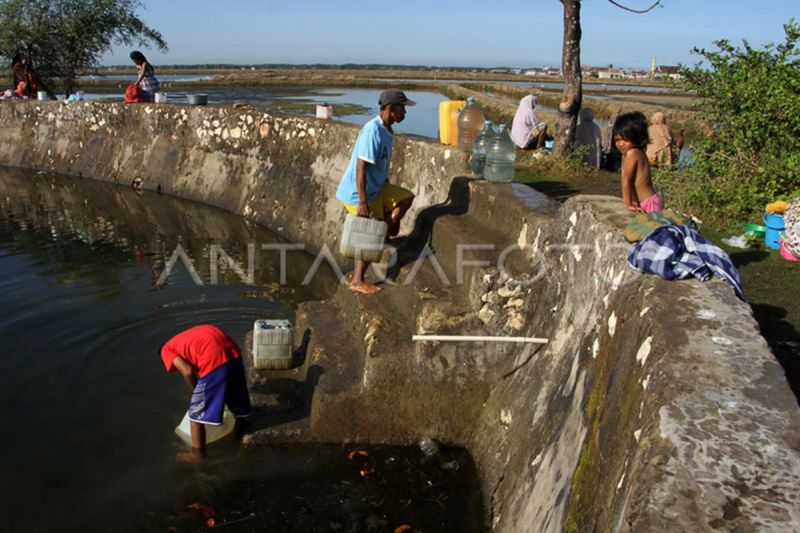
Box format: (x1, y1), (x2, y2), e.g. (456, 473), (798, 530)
(378, 89), (416, 108)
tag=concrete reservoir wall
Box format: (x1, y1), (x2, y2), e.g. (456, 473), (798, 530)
(1, 101), (798, 532)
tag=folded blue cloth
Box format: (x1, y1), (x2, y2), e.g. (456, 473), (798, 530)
(628, 224), (746, 301)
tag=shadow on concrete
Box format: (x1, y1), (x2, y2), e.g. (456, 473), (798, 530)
(750, 303), (800, 405)
(518, 180), (580, 201)
(246, 328), (321, 431)
(292, 328), (312, 367)
(386, 176), (472, 280)
(248, 364), (324, 431)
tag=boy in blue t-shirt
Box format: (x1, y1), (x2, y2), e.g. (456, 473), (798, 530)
(335, 89), (416, 294)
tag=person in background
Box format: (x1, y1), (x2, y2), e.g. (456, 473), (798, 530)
(130, 50), (160, 102)
(645, 111), (674, 167)
(12, 53), (37, 98)
(602, 113), (622, 172)
(160, 324), (252, 462)
(511, 94), (547, 150)
(335, 89), (416, 295)
(613, 112), (663, 213)
(574, 107), (603, 169)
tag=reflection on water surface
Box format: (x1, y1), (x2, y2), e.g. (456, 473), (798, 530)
(0, 168), (485, 532)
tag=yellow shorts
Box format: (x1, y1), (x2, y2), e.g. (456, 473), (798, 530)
(343, 183), (414, 220)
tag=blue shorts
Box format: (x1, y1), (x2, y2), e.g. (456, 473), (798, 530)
(188, 358), (252, 425)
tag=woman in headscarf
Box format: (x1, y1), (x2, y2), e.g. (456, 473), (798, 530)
(511, 94), (547, 149)
(130, 50), (160, 102)
(574, 107), (602, 169)
(646, 111), (674, 167)
(602, 113), (622, 171)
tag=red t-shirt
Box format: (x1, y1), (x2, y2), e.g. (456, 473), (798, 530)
(160, 325), (241, 378)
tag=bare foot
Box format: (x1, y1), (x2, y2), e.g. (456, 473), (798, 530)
(175, 452), (206, 463)
(348, 281), (382, 294)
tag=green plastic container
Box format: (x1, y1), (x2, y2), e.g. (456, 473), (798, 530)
(743, 223), (766, 239)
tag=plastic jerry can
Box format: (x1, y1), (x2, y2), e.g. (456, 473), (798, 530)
(252, 319), (294, 369)
(438, 100), (465, 145)
(316, 103), (333, 119)
(175, 407), (235, 446)
(339, 213), (388, 263)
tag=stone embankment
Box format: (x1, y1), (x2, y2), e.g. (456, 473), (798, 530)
(1, 100), (797, 532)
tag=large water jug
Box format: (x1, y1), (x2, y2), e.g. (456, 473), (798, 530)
(252, 319), (294, 369)
(340, 213), (388, 263)
(457, 97), (485, 152)
(484, 124), (516, 183)
(471, 120), (494, 178)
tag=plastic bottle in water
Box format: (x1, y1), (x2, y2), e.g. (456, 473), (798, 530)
(457, 97), (486, 152)
(484, 124), (516, 183)
(418, 436), (460, 471)
(471, 120), (494, 178)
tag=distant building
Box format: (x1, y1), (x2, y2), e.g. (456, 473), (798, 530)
(545, 67), (561, 76)
(654, 65), (683, 80)
(650, 56), (683, 80)
(597, 67), (627, 80)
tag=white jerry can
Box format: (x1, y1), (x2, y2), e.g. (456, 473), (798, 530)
(252, 319), (294, 370)
(174, 407), (235, 445)
(339, 213), (388, 263)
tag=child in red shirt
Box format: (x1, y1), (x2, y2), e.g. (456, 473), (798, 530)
(160, 325), (252, 462)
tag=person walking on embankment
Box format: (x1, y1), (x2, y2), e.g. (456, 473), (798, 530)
(335, 89), (416, 295)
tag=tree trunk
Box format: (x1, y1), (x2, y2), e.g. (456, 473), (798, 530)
(553, 0), (583, 157)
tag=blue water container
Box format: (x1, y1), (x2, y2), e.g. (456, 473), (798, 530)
(763, 212), (785, 250)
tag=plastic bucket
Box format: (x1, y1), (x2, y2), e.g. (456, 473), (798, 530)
(154, 92), (167, 104)
(779, 237), (800, 262)
(315, 104), (333, 119)
(742, 223), (766, 239)
(187, 93), (208, 105)
(37, 90), (47, 101)
(763, 213), (785, 250)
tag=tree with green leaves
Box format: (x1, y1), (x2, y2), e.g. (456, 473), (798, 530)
(0, 0), (167, 96)
(673, 19), (800, 221)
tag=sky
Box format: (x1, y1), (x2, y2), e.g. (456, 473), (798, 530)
(102, 0), (799, 69)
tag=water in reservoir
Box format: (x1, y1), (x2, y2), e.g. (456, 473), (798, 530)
(0, 168), (485, 532)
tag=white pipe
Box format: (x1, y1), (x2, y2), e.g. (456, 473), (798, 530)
(412, 335), (548, 344)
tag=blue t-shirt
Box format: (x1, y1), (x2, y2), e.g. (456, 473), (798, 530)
(336, 116), (393, 205)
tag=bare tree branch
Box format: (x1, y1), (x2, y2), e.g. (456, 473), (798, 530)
(607, 0), (662, 14)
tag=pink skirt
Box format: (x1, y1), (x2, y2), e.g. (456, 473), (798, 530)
(640, 193), (663, 213)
